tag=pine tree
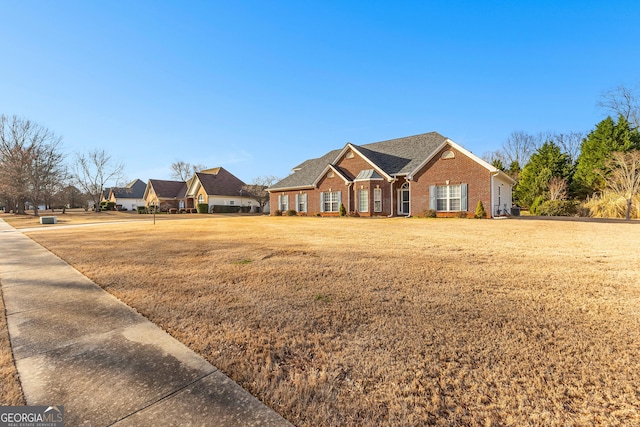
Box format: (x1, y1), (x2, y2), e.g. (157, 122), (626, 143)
(514, 141), (573, 207)
(573, 115), (640, 198)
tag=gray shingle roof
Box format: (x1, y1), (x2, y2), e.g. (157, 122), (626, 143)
(111, 179), (146, 199)
(269, 132), (447, 190)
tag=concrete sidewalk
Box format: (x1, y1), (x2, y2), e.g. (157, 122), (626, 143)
(0, 219), (292, 426)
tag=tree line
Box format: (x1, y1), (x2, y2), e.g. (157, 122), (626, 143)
(0, 115), (277, 215)
(3, 84), (639, 218)
(484, 84), (640, 220)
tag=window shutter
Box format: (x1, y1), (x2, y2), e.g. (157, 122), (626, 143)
(320, 192), (325, 212)
(278, 195), (282, 210)
(295, 194), (299, 211)
(461, 184), (468, 211)
(429, 185), (436, 210)
(338, 191), (342, 205)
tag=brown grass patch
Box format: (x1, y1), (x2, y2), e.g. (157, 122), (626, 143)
(0, 288), (25, 406)
(19, 216), (640, 426)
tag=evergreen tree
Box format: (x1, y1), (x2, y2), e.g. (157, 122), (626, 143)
(573, 115), (640, 197)
(514, 141), (573, 207)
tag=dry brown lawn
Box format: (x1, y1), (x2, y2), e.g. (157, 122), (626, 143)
(0, 287), (25, 406)
(9, 216), (640, 426)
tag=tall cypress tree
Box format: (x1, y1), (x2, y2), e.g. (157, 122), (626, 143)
(514, 141), (573, 207)
(573, 115), (640, 198)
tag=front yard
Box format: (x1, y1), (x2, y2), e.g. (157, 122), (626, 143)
(4, 215), (640, 426)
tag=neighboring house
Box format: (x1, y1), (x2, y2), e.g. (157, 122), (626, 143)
(143, 179), (189, 211)
(107, 179), (147, 211)
(143, 167), (260, 213)
(268, 132), (515, 218)
(185, 167), (260, 212)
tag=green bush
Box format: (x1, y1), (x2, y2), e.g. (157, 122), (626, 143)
(286, 209), (297, 216)
(197, 203), (209, 213)
(529, 195), (545, 215)
(339, 203), (346, 217)
(537, 200), (578, 217)
(474, 200), (486, 218)
(274, 210), (283, 216)
(210, 205), (242, 213)
(136, 206), (147, 214)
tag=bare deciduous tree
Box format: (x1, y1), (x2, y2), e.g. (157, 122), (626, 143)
(241, 175), (279, 211)
(72, 149), (124, 211)
(598, 84), (640, 129)
(554, 131), (585, 164)
(604, 150), (640, 221)
(170, 161), (207, 181)
(547, 176), (568, 201)
(0, 115), (67, 215)
(502, 131), (538, 171)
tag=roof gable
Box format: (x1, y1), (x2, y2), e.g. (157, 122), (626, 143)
(147, 179), (187, 198)
(268, 132), (504, 190)
(110, 179), (146, 199)
(189, 167), (246, 197)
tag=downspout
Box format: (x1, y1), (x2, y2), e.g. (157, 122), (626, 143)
(406, 176), (412, 218)
(490, 172), (498, 218)
(388, 178), (396, 217)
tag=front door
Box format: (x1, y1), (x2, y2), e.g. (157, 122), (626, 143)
(398, 183), (410, 215)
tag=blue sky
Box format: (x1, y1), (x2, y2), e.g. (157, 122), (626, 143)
(2, 1), (639, 184)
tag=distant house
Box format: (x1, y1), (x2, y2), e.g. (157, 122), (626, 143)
(268, 132), (515, 218)
(143, 167), (260, 213)
(143, 179), (190, 211)
(185, 167), (259, 212)
(107, 179), (146, 211)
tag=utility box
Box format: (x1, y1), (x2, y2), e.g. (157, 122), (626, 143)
(510, 207), (521, 217)
(40, 216), (57, 224)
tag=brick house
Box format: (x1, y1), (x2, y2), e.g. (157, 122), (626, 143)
(143, 179), (190, 211)
(144, 167), (259, 212)
(267, 132), (515, 218)
(185, 167), (259, 212)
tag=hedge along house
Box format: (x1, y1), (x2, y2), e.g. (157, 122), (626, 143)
(268, 132), (515, 218)
(184, 167), (259, 212)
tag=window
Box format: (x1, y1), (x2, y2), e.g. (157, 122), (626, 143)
(278, 194), (289, 211)
(321, 191), (341, 212)
(296, 193), (307, 212)
(358, 189), (368, 212)
(431, 184), (467, 211)
(197, 194), (204, 204)
(374, 188), (382, 212)
(229, 200), (235, 205)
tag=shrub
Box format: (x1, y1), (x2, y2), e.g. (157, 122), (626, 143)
(339, 203), (346, 217)
(456, 211), (468, 218)
(537, 200), (579, 216)
(286, 209), (297, 216)
(136, 206), (147, 214)
(530, 195), (545, 215)
(423, 209), (437, 218)
(169, 208), (178, 214)
(474, 200), (486, 219)
(275, 210), (283, 216)
(196, 203), (209, 214)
